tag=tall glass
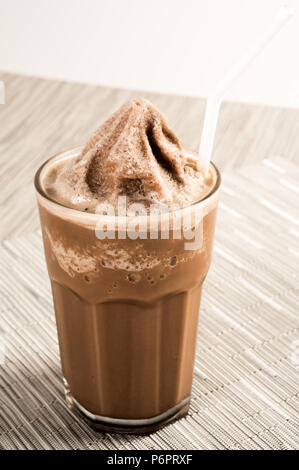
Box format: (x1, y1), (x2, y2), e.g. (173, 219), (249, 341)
(35, 147), (220, 433)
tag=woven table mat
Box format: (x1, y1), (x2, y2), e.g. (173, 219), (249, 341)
(0, 157), (298, 450)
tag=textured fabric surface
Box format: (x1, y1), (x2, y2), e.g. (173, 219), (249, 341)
(0, 157), (298, 450)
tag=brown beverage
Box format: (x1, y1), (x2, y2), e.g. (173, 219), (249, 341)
(35, 100), (220, 433)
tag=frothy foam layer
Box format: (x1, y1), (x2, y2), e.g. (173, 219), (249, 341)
(43, 99), (216, 213)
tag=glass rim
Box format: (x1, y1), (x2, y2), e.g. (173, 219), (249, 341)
(34, 146), (221, 219)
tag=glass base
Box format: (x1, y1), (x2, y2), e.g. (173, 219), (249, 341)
(63, 379), (190, 434)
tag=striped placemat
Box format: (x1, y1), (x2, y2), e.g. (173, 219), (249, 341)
(0, 157), (298, 450)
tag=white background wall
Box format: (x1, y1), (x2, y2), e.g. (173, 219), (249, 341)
(0, 0), (299, 107)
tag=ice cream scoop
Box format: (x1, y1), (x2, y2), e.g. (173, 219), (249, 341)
(45, 99), (215, 212)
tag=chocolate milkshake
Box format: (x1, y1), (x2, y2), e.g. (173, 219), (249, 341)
(35, 99), (220, 433)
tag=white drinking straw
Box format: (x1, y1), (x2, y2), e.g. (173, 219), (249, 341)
(199, 3), (294, 173)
